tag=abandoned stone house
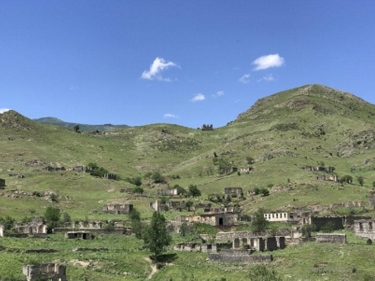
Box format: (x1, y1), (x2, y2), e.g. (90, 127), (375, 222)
(174, 242), (218, 253)
(263, 211), (311, 224)
(150, 200), (186, 212)
(0, 178), (5, 189)
(0, 217), (47, 238)
(65, 231), (93, 240)
(316, 174), (338, 182)
(201, 124), (213, 131)
(240, 167), (253, 174)
(72, 165), (85, 172)
(302, 166), (334, 173)
(23, 263), (67, 281)
(176, 211), (237, 227)
(102, 204), (133, 214)
(157, 188), (178, 196)
(215, 231), (286, 252)
(353, 219), (375, 240)
(315, 233), (346, 244)
(224, 187), (243, 197)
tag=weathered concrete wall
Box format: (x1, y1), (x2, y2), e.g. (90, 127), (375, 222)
(354, 219), (375, 240)
(316, 233), (346, 244)
(23, 263), (67, 281)
(209, 250), (272, 263)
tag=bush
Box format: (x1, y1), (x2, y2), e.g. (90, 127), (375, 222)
(188, 184), (201, 197)
(133, 186), (144, 194)
(248, 264), (282, 281)
(367, 238), (372, 245)
(152, 171), (165, 183)
(44, 206), (60, 223)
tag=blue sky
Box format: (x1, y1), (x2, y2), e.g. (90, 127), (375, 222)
(1, 1), (375, 128)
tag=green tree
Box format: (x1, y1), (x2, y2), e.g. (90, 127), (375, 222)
(340, 175), (353, 184)
(251, 209), (268, 233)
(152, 171), (165, 183)
(185, 201), (194, 211)
(357, 176), (365, 186)
(73, 124), (80, 132)
(248, 264), (282, 281)
(218, 158), (232, 174)
(44, 206), (60, 222)
(143, 212), (172, 260)
(129, 208), (143, 239)
(188, 184), (201, 197)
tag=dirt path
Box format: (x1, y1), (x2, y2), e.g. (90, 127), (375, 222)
(144, 257), (158, 280)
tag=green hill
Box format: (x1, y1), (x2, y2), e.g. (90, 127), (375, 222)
(1, 84), (375, 280)
(33, 116), (129, 131)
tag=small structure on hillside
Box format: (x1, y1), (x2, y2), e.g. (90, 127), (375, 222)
(102, 204), (133, 214)
(176, 210), (237, 227)
(354, 219), (375, 240)
(224, 187), (243, 197)
(150, 200), (186, 212)
(23, 263), (67, 281)
(157, 188), (178, 196)
(263, 211), (311, 224)
(201, 124), (213, 131)
(65, 231), (93, 240)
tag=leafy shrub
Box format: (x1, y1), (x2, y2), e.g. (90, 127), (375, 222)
(188, 184), (201, 197)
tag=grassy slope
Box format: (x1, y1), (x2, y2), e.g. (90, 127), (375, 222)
(1, 84), (375, 280)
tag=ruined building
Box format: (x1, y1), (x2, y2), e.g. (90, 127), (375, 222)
(201, 124), (213, 131)
(23, 263), (67, 281)
(354, 219), (375, 240)
(263, 211), (311, 224)
(102, 204), (133, 214)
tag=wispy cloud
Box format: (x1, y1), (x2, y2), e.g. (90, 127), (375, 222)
(141, 57), (179, 81)
(163, 113), (179, 118)
(212, 90), (224, 98)
(0, 108), (10, 114)
(239, 73), (251, 84)
(191, 93), (205, 102)
(252, 54), (284, 71)
(260, 74), (275, 82)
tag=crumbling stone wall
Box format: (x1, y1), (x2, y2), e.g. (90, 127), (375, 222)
(201, 124), (213, 131)
(354, 219), (375, 240)
(102, 204), (133, 214)
(315, 233), (346, 243)
(209, 249), (272, 263)
(23, 263), (67, 281)
(224, 187), (243, 196)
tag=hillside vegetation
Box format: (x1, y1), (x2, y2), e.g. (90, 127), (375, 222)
(1, 84), (375, 280)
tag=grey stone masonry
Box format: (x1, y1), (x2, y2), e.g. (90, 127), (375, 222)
(23, 263), (67, 281)
(209, 249), (272, 263)
(354, 219), (375, 240)
(315, 233), (346, 244)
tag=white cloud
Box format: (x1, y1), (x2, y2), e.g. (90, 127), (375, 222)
(239, 73), (251, 84)
(212, 90), (224, 98)
(0, 108), (10, 114)
(191, 93), (205, 102)
(252, 54), (284, 71)
(163, 113), (179, 118)
(141, 57), (179, 81)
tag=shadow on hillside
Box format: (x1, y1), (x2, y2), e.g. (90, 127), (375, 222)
(151, 253), (178, 263)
